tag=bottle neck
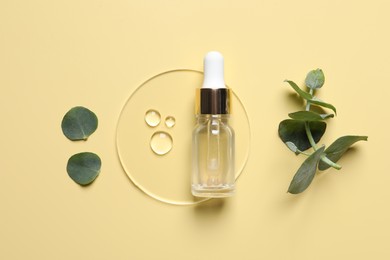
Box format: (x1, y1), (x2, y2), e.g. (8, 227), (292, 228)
(196, 114), (230, 124)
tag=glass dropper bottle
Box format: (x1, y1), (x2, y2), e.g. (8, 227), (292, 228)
(192, 51), (235, 197)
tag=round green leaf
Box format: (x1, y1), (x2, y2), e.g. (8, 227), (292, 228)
(67, 152), (101, 185)
(61, 106), (98, 141)
(305, 69), (325, 89)
(278, 119), (326, 152)
(288, 146), (325, 194)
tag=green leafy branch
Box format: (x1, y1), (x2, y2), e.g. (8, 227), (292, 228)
(278, 69), (367, 194)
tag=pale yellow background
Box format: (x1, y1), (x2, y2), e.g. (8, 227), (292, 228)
(0, 0), (388, 259)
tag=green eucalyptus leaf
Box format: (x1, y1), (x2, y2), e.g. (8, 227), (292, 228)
(284, 80), (313, 100)
(288, 111), (325, 121)
(309, 97), (337, 114)
(285, 79), (336, 114)
(61, 106), (98, 141)
(67, 152), (101, 185)
(320, 113), (335, 119)
(288, 146), (325, 194)
(318, 136), (368, 171)
(285, 141), (300, 155)
(305, 69), (325, 89)
(278, 119), (326, 151)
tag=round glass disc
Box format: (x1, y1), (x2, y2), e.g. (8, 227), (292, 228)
(116, 69), (251, 205)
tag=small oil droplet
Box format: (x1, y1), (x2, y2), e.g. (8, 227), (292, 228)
(150, 131), (173, 155)
(165, 116), (176, 128)
(145, 109), (161, 127)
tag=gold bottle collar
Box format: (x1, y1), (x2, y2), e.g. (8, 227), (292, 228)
(195, 88), (231, 115)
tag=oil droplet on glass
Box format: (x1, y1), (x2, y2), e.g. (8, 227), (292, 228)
(150, 131), (173, 155)
(165, 116), (176, 128)
(145, 109), (161, 127)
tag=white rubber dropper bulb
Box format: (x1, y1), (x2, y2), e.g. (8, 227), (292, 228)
(201, 51), (226, 89)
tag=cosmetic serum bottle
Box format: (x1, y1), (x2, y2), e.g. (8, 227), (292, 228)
(192, 51), (235, 198)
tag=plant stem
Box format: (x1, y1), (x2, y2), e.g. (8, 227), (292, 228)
(305, 89), (318, 151)
(305, 89), (313, 111)
(305, 89), (342, 170)
(321, 155), (342, 169)
(299, 150), (311, 156)
(305, 121), (318, 151)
